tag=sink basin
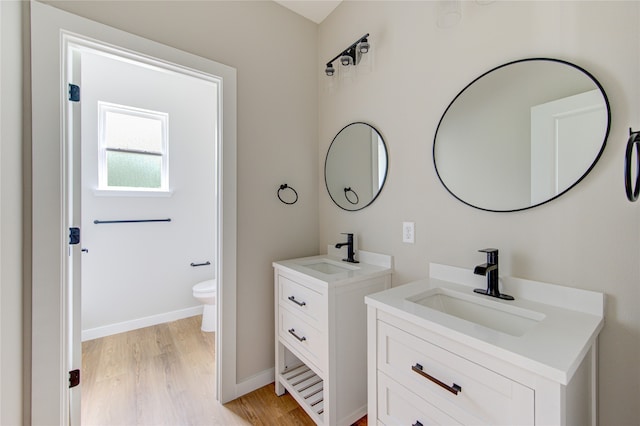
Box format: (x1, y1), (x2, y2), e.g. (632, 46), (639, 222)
(298, 258), (360, 275)
(407, 288), (545, 336)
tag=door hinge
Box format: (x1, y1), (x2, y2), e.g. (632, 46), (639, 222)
(69, 227), (80, 245)
(68, 84), (80, 102)
(69, 369), (80, 388)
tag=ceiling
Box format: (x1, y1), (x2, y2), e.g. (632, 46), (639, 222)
(273, 0), (342, 24)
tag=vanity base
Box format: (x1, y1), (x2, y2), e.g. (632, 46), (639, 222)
(365, 263), (604, 426)
(274, 253), (392, 425)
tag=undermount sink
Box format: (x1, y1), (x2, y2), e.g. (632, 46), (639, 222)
(298, 258), (360, 275)
(407, 288), (545, 336)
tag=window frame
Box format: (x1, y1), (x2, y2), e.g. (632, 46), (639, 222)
(97, 101), (169, 192)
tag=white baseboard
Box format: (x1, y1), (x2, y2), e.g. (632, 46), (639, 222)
(82, 305), (204, 341)
(235, 367), (275, 398)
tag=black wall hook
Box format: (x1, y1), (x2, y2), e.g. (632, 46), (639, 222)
(277, 184), (298, 205)
(625, 128), (640, 202)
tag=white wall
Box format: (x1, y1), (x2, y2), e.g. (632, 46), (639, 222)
(80, 50), (217, 336)
(318, 2), (640, 425)
(0, 1), (24, 424)
(20, 2), (639, 424)
(44, 0), (319, 383)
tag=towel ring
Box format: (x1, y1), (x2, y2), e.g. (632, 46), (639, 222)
(625, 128), (640, 202)
(344, 187), (359, 205)
(277, 184), (298, 205)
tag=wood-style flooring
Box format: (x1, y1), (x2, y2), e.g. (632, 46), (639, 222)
(82, 316), (366, 425)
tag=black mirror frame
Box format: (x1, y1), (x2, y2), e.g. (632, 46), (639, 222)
(433, 57), (611, 213)
(325, 122), (389, 212)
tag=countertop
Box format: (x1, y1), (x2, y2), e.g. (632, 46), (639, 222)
(365, 263), (604, 385)
(273, 251), (393, 287)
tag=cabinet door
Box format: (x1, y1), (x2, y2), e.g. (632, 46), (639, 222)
(377, 321), (534, 425)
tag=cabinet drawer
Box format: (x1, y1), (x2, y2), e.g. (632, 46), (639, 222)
(279, 275), (325, 325)
(279, 308), (324, 370)
(377, 321), (534, 425)
(377, 372), (461, 426)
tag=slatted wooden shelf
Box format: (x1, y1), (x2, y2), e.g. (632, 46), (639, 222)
(279, 364), (324, 424)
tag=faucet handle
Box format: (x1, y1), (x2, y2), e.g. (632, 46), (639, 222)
(478, 248), (498, 254)
(478, 248), (498, 262)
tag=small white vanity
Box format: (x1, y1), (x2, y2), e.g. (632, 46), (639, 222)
(366, 263), (604, 426)
(273, 249), (392, 425)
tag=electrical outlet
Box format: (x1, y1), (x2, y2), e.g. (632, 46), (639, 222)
(402, 222), (415, 243)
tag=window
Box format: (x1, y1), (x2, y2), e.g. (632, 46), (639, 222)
(98, 102), (168, 191)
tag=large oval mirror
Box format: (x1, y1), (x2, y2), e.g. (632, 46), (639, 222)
(434, 58), (610, 212)
(325, 122), (388, 211)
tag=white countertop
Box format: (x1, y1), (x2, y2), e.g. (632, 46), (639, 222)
(273, 250), (393, 287)
(365, 263), (604, 385)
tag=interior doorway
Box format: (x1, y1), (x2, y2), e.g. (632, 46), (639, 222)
(30, 3), (238, 423)
(68, 38), (219, 422)
(75, 43), (218, 341)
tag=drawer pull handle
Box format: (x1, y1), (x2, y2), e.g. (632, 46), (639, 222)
(288, 296), (306, 307)
(411, 363), (462, 395)
(288, 328), (307, 342)
(412, 422), (424, 426)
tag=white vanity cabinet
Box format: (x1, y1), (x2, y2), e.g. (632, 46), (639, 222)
(366, 263), (604, 426)
(273, 252), (392, 425)
(370, 312), (535, 425)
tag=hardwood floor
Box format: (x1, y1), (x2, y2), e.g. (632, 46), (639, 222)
(82, 316), (367, 425)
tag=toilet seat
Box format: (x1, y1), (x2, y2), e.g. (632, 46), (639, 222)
(193, 279), (216, 295)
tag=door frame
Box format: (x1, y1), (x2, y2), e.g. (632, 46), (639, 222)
(30, 2), (238, 423)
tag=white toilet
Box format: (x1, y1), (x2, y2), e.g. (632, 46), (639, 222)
(192, 279), (217, 332)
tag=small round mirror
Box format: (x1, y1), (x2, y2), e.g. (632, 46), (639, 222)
(325, 122), (388, 211)
(434, 58), (610, 212)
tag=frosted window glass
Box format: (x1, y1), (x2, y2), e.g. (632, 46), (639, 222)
(98, 102), (168, 191)
(105, 111), (163, 153)
(107, 151), (161, 188)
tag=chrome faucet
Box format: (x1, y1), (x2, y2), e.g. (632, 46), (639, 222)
(335, 233), (359, 263)
(473, 248), (514, 300)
